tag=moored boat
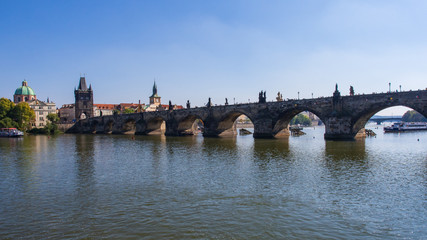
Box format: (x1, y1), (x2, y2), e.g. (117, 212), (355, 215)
(384, 122), (427, 132)
(0, 128), (24, 137)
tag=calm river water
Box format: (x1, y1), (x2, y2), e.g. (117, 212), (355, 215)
(0, 125), (426, 239)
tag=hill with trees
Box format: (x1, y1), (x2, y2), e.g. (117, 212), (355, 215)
(402, 110), (427, 122)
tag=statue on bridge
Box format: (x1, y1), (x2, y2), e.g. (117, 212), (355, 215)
(225, 98), (228, 105)
(259, 91), (267, 103)
(169, 100), (173, 110)
(333, 84), (341, 99)
(276, 92), (283, 101)
(186, 100), (191, 109)
(207, 97), (212, 108)
(350, 86), (354, 96)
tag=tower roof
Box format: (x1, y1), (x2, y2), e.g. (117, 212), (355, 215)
(14, 80), (36, 96)
(77, 77), (88, 91)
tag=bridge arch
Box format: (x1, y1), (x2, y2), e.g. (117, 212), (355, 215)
(145, 116), (166, 135)
(122, 118), (136, 134)
(352, 103), (427, 134)
(103, 119), (114, 134)
(176, 114), (204, 136)
(90, 120), (99, 133)
(215, 110), (255, 137)
(272, 107), (325, 137)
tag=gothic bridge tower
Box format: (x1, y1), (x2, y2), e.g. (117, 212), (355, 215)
(74, 76), (93, 119)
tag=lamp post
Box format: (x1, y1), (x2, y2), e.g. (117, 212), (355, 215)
(389, 82), (391, 93)
(399, 85), (402, 92)
(298, 91), (300, 100)
(311, 93), (313, 99)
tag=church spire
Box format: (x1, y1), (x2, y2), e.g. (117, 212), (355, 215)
(153, 81), (157, 96)
(150, 80), (159, 98)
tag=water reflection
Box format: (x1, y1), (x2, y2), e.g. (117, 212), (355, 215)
(202, 137), (238, 156)
(253, 138), (290, 159)
(324, 140), (366, 161)
(74, 134), (96, 213)
(11, 136), (51, 190)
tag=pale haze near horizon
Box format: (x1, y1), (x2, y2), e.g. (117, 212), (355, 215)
(1, 0), (426, 116)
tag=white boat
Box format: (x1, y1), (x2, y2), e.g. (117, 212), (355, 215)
(0, 128), (24, 137)
(384, 122), (427, 132)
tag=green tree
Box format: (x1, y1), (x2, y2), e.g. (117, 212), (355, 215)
(46, 113), (60, 134)
(10, 102), (35, 130)
(123, 108), (135, 114)
(0, 117), (16, 128)
(402, 110), (427, 122)
(0, 98), (14, 119)
(47, 113), (60, 123)
(290, 113), (312, 126)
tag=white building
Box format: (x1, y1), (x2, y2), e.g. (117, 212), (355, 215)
(28, 99), (57, 128)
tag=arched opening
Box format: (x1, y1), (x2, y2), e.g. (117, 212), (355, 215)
(273, 109), (324, 138)
(146, 117), (166, 135)
(90, 120), (98, 134)
(353, 105), (427, 135)
(104, 120), (114, 134)
(80, 112), (87, 120)
(216, 112), (254, 137)
(177, 115), (204, 136)
(122, 118), (136, 134)
(235, 114), (254, 136)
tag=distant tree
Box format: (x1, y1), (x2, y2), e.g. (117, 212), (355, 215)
(46, 113), (60, 134)
(0, 98), (14, 119)
(123, 108), (135, 114)
(0, 117), (16, 128)
(402, 110), (427, 122)
(47, 113), (60, 123)
(0, 99), (35, 130)
(10, 102), (35, 130)
(113, 109), (120, 115)
(290, 113), (312, 126)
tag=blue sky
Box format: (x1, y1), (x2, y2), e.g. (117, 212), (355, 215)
(1, 0), (426, 115)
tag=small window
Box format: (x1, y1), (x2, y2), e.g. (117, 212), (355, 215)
(39, 117), (44, 121)
(25, 97), (28, 101)
(39, 123), (44, 126)
(18, 97), (21, 102)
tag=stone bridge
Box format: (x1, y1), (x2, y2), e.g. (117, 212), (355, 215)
(67, 88), (427, 140)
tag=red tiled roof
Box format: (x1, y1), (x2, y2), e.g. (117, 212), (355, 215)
(94, 104), (117, 110)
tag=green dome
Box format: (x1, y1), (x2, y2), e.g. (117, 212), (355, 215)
(14, 81), (36, 96)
